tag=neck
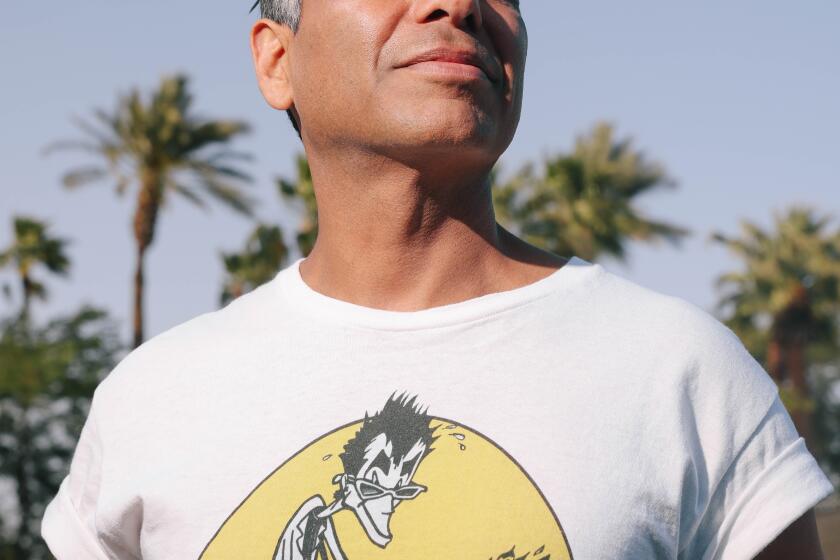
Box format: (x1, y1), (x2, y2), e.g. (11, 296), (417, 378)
(299, 146), (567, 312)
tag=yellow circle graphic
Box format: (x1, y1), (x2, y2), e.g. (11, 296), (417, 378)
(200, 415), (572, 559)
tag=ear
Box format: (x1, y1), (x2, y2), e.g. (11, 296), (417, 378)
(250, 19), (295, 111)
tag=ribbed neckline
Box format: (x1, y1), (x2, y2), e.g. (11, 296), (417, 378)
(274, 255), (601, 331)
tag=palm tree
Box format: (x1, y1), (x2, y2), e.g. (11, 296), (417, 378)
(217, 153), (318, 305)
(219, 225), (289, 306)
(492, 121), (691, 262)
(277, 153), (318, 257)
(44, 74), (256, 348)
(709, 206), (840, 449)
(0, 216), (71, 322)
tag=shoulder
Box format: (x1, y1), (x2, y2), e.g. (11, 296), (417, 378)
(585, 263), (780, 422)
(585, 262), (732, 337)
(91, 276), (285, 412)
(578, 263), (755, 353)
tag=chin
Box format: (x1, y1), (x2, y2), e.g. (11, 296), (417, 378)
(382, 98), (501, 142)
(385, 121), (501, 158)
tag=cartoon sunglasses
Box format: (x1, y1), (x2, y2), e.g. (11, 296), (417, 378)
(333, 473), (428, 501)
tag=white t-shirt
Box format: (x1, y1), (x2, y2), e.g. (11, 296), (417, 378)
(41, 256), (833, 559)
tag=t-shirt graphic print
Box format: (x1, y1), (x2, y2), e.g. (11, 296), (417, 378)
(200, 392), (571, 559)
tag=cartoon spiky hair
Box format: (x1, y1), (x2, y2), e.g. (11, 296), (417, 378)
(339, 392), (437, 476)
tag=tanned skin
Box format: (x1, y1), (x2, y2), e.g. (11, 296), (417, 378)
(249, 1), (825, 556)
(251, 0), (565, 311)
(755, 509), (823, 559)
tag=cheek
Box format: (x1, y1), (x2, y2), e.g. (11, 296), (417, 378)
(504, 40), (527, 105)
(292, 8), (394, 123)
(301, 1), (397, 81)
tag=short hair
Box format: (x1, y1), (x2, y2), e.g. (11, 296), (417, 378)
(252, 0), (301, 31)
(250, 0), (303, 138)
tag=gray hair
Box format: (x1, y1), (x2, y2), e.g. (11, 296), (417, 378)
(251, 0), (303, 137)
(256, 0), (302, 32)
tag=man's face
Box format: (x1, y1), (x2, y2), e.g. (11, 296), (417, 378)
(341, 433), (428, 547)
(287, 0), (527, 165)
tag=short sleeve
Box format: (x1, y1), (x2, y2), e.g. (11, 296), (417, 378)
(41, 397), (112, 560)
(683, 394), (834, 560)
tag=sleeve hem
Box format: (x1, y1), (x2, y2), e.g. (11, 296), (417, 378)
(41, 477), (111, 560)
(702, 436), (834, 560)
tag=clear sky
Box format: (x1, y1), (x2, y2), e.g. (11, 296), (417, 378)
(1, 1), (838, 343)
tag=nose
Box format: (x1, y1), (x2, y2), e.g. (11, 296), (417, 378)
(412, 0), (483, 32)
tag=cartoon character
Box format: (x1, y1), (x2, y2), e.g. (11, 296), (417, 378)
(273, 393), (437, 560)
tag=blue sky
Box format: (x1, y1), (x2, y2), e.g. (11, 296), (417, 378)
(1, 1), (838, 343)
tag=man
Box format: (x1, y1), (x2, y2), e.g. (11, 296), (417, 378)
(42, 1), (832, 559)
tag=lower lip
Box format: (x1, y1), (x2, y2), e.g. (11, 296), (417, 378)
(402, 60), (490, 82)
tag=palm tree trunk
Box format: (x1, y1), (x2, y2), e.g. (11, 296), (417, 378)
(14, 407), (32, 557)
(771, 284), (815, 450)
(788, 337), (808, 394)
(133, 245), (146, 349)
(787, 337), (812, 449)
(132, 172), (161, 349)
(20, 272), (32, 323)
(766, 338), (783, 383)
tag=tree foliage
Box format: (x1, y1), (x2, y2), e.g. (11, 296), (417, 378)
(277, 153), (317, 258)
(0, 218), (71, 320)
(0, 306), (124, 559)
(710, 206), (840, 362)
(710, 206), (840, 469)
(44, 73), (255, 348)
(219, 224), (289, 306)
(493, 121), (691, 262)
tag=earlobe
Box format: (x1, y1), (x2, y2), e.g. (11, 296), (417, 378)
(250, 20), (295, 111)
